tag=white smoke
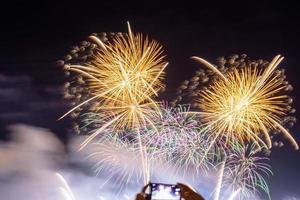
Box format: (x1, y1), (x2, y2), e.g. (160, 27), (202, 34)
(0, 124), (107, 200)
(282, 195), (300, 200)
(0, 124), (265, 200)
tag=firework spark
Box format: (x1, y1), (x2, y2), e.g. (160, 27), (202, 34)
(191, 55), (298, 150)
(140, 104), (215, 174)
(227, 188), (241, 200)
(56, 172), (76, 200)
(224, 143), (272, 199)
(212, 159), (226, 200)
(87, 135), (145, 193)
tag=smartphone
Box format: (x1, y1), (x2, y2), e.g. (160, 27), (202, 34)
(150, 183), (181, 200)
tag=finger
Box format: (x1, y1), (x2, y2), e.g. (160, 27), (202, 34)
(177, 182), (191, 192)
(184, 192), (205, 200)
(180, 191), (191, 199)
(177, 182), (197, 192)
(135, 193), (146, 200)
(142, 183), (150, 192)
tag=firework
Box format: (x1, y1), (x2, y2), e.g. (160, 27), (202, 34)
(140, 104), (215, 173)
(224, 143), (272, 199)
(59, 23), (169, 185)
(87, 135), (144, 191)
(60, 23), (167, 151)
(175, 54), (298, 150)
(60, 22), (167, 134)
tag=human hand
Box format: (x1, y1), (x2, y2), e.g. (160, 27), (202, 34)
(135, 183), (150, 200)
(135, 193), (146, 200)
(177, 183), (205, 200)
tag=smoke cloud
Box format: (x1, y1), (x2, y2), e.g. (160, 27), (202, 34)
(0, 124), (270, 200)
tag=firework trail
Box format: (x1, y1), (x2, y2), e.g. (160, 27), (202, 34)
(227, 188), (241, 200)
(56, 172), (76, 200)
(212, 159), (226, 200)
(173, 54), (298, 150)
(88, 135), (144, 190)
(223, 143), (272, 199)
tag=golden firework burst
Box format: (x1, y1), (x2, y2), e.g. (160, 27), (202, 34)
(193, 55), (298, 150)
(61, 22), (168, 148)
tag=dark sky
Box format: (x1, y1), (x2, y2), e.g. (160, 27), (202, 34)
(1, 1), (300, 199)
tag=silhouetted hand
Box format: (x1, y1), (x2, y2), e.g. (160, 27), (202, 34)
(135, 193), (146, 200)
(135, 183), (150, 200)
(177, 183), (205, 200)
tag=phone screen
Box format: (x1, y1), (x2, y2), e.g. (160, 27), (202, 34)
(150, 183), (181, 200)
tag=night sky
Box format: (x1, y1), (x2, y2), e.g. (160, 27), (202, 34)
(1, 1), (300, 199)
